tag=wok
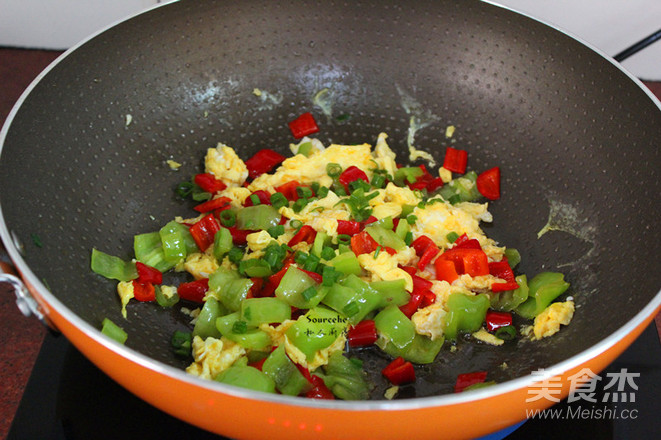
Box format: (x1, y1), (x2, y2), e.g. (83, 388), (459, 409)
(1, 0), (660, 438)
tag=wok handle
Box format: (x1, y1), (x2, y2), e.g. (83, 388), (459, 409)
(0, 242), (58, 332)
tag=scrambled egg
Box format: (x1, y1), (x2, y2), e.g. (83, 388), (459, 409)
(280, 191), (350, 237)
(249, 143), (374, 192)
(184, 250), (219, 280)
(373, 133), (398, 178)
(246, 230), (273, 252)
(205, 143), (249, 187)
(412, 201), (496, 251)
(472, 328), (504, 346)
(533, 301), (575, 340)
(116, 281), (134, 318)
(358, 250), (414, 292)
(216, 186), (251, 207)
(186, 336), (246, 380)
(411, 303), (446, 340)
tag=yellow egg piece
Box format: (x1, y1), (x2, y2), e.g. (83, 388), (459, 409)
(186, 336), (246, 380)
(205, 143), (249, 187)
(533, 300), (575, 340)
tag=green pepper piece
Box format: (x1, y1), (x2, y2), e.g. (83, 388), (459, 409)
(285, 307), (348, 361)
(160, 220), (196, 263)
(317, 351), (370, 400)
(516, 272), (570, 319)
(370, 279), (410, 307)
(261, 345), (312, 396)
(329, 251), (362, 275)
(208, 268), (253, 312)
(236, 205), (281, 230)
(370, 216), (394, 231)
(443, 292), (490, 341)
(134, 232), (177, 272)
(364, 225), (406, 251)
(90, 249), (137, 281)
(377, 333), (444, 364)
(215, 312), (272, 350)
(240, 297), (291, 326)
(101, 318), (127, 344)
(193, 298), (227, 340)
(275, 266), (324, 308)
(394, 167), (424, 186)
(311, 231), (330, 257)
(337, 275), (383, 323)
(490, 274), (529, 312)
(503, 248), (521, 269)
(438, 171), (480, 203)
(213, 227), (233, 261)
(373, 305), (416, 349)
(394, 216), (411, 240)
(214, 365), (276, 393)
(154, 285), (179, 307)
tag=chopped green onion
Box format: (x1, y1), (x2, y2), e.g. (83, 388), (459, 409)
(321, 246), (336, 261)
(495, 325), (517, 341)
(446, 231), (460, 243)
(294, 251), (308, 267)
(31, 233), (43, 248)
(267, 224), (285, 238)
(171, 330), (192, 357)
(406, 215), (418, 225)
(175, 181), (195, 198)
(404, 231), (414, 246)
(301, 286), (318, 301)
(303, 253), (321, 272)
(371, 174), (386, 189)
(292, 197), (310, 213)
(321, 265), (342, 287)
(270, 192), (289, 210)
(317, 186), (330, 198)
(326, 163), (343, 178)
(349, 179), (371, 193)
(250, 194), (262, 206)
(228, 247), (245, 265)
(101, 318), (127, 344)
(373, 246), (382, 259)
(336, 234), (351, 246)
(310, 182), (321, 194)
(263, 243), (287, 270)
(290, 219), (303, 230)
(297, 186), (313, 199)
(448, 194), (462, 205)
(220, 209), (237, 227)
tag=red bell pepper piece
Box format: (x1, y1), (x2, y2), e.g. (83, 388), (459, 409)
(399, 291), (424, 318)
(228, 226), (254, 245)
(245, 149), (286, 179)
(177, 279), (209, 303)
(275, 181), (302, 201)
(194, 173), (227, 194)
(382, 357), (416, 385)
(434, 259), (459, 284)
(337, 219), (362, 236)
(346, 320), (378, 347)
(476, 167), (500, 200)
(299, 267), (323, 284)
(306, 375), (335, 400)
(194, 196), (232, 213)
(452, 233), (482, 250)
(489, 260), (519, 292)
(454, 371), (488, 393)
(485, 310), (513, 332)
(260, 263), (293, 298)
(426, 177), (444, 192)
(418, 245), (439, 271)
(247, 277), (264, 298)
(288, 112), (319, 139)
(410, 235), (436, 257)
(132, 280), (156, 302)
(338, 166), (369, 193)
(243, 190), (272, 207)
(408, 165), (435, 190)
(249, 356), (268, 371)
(401, 266), (434, 294)
(135, 262), (162, 285)
(421, 290), (436, 308)
(443, 147), (468, 174)
(288, 225), (317, 247)
(436, 248), (489, 277)
(189, 213), (221, 252)
(350, 231), (379, 255)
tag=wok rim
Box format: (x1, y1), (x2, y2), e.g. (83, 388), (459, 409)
(1, 0), (660, 412)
